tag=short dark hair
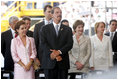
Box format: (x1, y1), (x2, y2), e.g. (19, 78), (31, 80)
(22, 16), (31, 21)
(44, 5), (52, 12)
(109, 19), (117, 24)
(61, 19), (69, 23)
(51, 7), (60, 14)
(73, 20), (84, 32)
(15, 20), (26, 34)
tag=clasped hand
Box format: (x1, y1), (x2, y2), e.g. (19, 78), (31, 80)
(50, 49), (62, 61)
(23, 62), (32, 71)
(75, 61), (84, 70)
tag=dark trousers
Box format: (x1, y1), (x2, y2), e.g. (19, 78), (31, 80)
(44, 63), (68, 79)
(44, 69), (68, 79)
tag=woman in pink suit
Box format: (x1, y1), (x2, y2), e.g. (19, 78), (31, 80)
(11, 20), (36, 79)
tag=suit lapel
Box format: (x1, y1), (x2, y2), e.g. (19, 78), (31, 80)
(112, 32), (117, 42)
(41, 21), (45, 25)
(73, 35), (86, 46)
(79, 35), (86, 46)
(50, 24), (57, 38)
(58, 24), (64, 38)
(8, 29), (13, 39)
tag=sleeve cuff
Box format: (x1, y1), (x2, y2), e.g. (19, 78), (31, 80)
(58, 50), (62, 54)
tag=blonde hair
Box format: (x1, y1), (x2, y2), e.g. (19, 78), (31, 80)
(94, 22), (105, 34)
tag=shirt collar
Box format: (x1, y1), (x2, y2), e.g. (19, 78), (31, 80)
(44, 19), (53, 25)
(110, 31), (116, 36)
(53, 22), (61, 28)
(10, 28), (15, 34)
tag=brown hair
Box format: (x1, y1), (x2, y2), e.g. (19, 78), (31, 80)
(51, 7), (60, 14)
(73, 20), (84, 32)
(109, 19), (117, 24)
(22, 16), (31, 21)
(15, 20), (26, 34)
(94, 22), (105, 34)
(44, 5), (52, 12)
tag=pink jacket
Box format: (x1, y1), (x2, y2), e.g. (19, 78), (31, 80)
(11, 36), (36, 79)
(11, 36), (36, 64)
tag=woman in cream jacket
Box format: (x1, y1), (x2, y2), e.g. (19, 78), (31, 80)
(89, 22), (113, 71)
(69, 20), (91, 77)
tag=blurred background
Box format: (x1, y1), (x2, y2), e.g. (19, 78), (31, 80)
(1, 0), (117, 36)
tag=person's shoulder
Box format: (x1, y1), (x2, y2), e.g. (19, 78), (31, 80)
(90, 35), (96, 39)
(2, 29), (11, 34)
(42, 23), (53, 29)
(11, 37), (17, 42)
(104, 34), (110, 39)
(28, 36), (34, 40)
(62, 24), (72, 31)
(36, 20), (44, 25)
(83, 35), (90, 40)
(104, 32), (110, 36)
(1, 29), (11, 36)
(35, 20), (44, 28)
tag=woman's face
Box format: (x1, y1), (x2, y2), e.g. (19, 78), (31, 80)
(17, 24), (27, 36)
(75, 24), (84, 35)
(97, 23), (105, 34)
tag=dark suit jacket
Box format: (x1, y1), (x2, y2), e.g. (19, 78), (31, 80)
(1, 29), (14, 71)
(105, 32), (117, 52)
(26, 30), (33, 37)
(105, 32), (117, 64)
(41, 23), (73, 70)
(33, 21), (45, 64)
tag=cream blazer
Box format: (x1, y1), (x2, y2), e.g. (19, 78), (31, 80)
(69, 35), (91, 73)
(89, 34), (113, 70)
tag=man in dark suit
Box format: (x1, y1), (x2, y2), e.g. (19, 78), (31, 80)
(33, 5), (52, 78)
(41, 7), (73, 79)
(33, 5), (52, 66)
(105, 19), (117, 66)
(22, 16), (33, 37)
(1, 16), (19, 78)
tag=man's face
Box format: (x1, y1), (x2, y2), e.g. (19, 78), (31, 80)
(109, 21), (117, 32)
(10, 20), (18, 30)
(44, 7), (52, 20)
(52, 8), (62, 22)
(24, 20), (31, 30)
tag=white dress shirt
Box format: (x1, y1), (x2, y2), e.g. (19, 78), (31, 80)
(53, 22), (61, 32)
(44, 19), (52, 25)
(110, 31), (116, 40)
(10, 28), (16, 38)
(52, 22), (62, 54)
